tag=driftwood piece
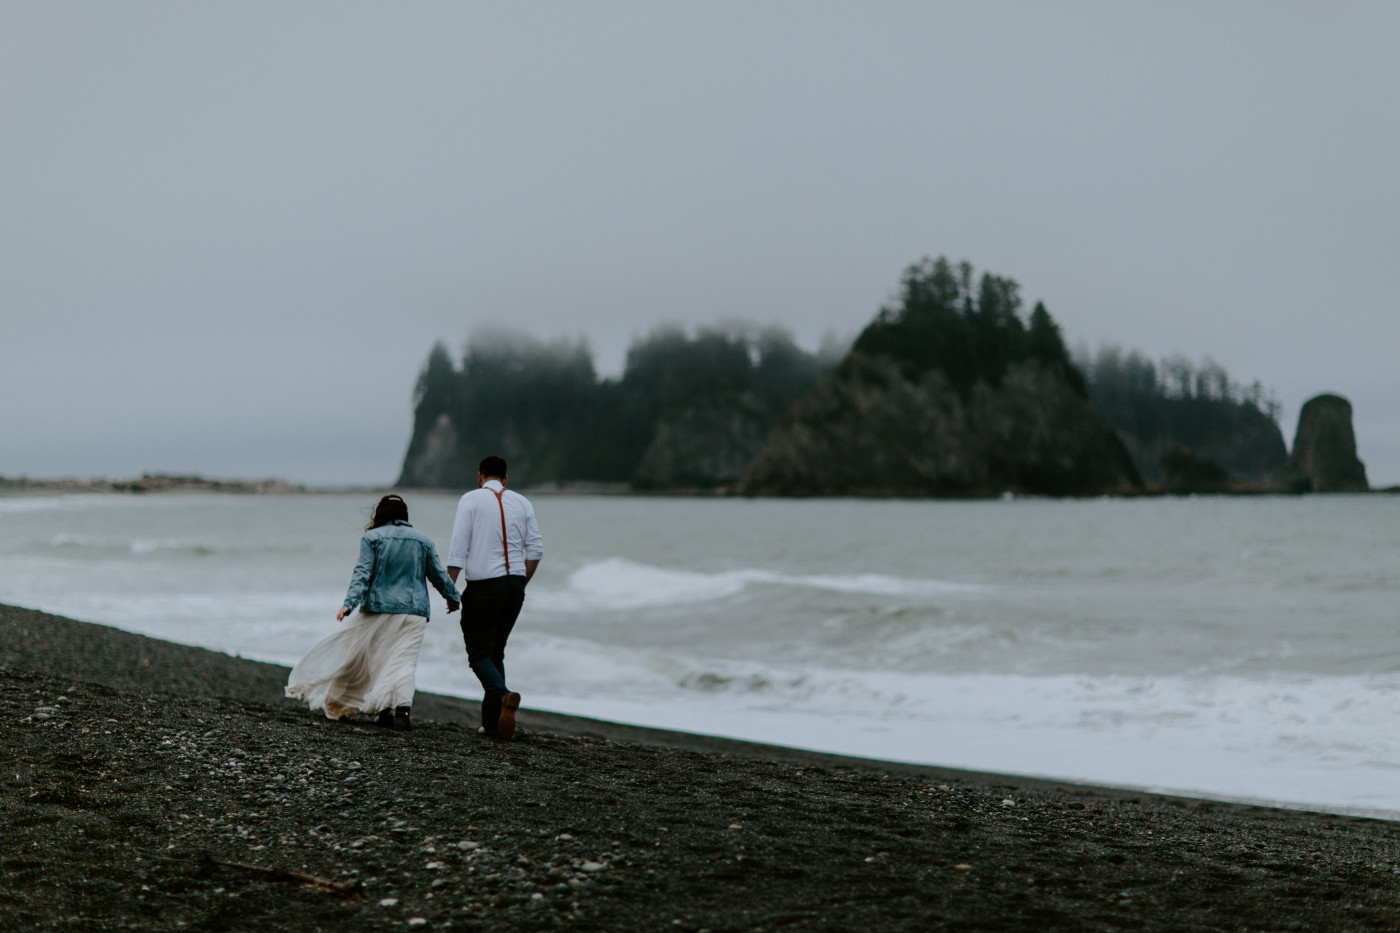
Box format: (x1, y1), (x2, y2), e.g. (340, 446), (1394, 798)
(145, 851), (362, 899)
(214, 859), (363, 898)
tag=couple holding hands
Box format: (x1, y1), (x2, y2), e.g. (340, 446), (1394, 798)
(286, 456), (543, 739)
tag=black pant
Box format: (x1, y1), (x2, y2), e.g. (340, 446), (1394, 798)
(459, 574), (526, 732)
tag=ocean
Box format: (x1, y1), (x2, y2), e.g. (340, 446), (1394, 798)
(2, 491), (1397, 817)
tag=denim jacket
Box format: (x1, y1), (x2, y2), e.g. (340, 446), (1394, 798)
(342, 520), (460, 620)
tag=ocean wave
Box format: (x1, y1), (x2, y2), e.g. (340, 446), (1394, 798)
(526, 558), (987, 614)
(39, 533), (329, 558)
(452, 637), (1400, 815)
(47, 533), (210, 555)
(0, 495), (119, 514)
(0, 492), (246, 514)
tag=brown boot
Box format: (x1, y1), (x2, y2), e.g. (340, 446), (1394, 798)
(497, 692), (521, 739)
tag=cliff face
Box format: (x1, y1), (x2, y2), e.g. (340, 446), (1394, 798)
(631, 395), (771, 491)
(395, 410), (578, 490)
(1110, 407), (1288, 488)
(1283, 394), (1369, 492)
(741, 353), (1141, 497)
(396, 413), (466, 489)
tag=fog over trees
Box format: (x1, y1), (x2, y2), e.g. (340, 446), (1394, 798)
(1074, 345), (1287, 486)
(399, 255), (1289, 493)
(399, 325), (839, 488)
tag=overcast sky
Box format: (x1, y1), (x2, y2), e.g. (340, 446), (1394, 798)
(3, 2), (1397, 486)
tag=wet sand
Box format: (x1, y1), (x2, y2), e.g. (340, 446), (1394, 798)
(3, 603), (1399, 931)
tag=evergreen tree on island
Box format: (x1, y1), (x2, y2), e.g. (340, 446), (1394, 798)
(854, 257), (1085, 398)
(741, 257), (1141, 497)
(396, 326), (834, 489)
(1075, 346), (1288, 489)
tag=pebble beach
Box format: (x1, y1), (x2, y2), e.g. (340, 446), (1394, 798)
(3, 603), (1400, 932)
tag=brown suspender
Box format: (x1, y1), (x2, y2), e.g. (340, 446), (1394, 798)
(491, 488), (510, 573)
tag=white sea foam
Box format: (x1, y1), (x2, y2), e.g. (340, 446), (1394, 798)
(0, 495), (116, 514)
(482, 637), (1400, 816)
(0, 492), (244, 514)
(526, 557), (987, 614)
(49, 533), (196, 554)
(128, 538), (194, 555)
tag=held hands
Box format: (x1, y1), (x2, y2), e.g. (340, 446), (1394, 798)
(337, 604), (456, 617)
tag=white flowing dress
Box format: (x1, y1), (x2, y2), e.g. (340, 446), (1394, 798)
(285, 611), (427, 720)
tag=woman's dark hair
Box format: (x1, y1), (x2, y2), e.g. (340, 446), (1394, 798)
(367, 494), (409, 530)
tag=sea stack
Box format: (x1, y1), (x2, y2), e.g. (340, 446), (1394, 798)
(1283, 394), (1369, 493)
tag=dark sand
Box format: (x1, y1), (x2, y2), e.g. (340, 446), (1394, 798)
(3, 604), (1399, 931)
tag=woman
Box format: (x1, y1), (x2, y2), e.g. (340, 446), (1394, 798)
(286, 495), (460, 731)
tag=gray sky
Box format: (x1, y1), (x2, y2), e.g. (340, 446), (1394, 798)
(4, 2), (1397, 486)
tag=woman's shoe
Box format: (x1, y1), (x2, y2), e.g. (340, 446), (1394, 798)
(376, 709), (395, 728)
(393, 706), (413, 732)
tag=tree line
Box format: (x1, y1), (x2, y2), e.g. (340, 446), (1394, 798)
(399, 255), (1287, 491)
(400, 325), (840, 487)
(1074, 345), (1286, 484)
(1077, 345), (1282, 421)
(853, 256), (1085, 396)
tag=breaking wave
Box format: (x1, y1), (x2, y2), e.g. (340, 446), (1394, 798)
(526, 558), (988, 614)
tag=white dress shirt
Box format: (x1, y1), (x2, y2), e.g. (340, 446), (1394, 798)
(446, 480), (544, 582)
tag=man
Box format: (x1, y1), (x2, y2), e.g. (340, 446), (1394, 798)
(446, 455), (543, 739)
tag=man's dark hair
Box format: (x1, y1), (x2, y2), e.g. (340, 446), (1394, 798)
(479, 455), (508, 479)
(367, 494), (409, 530)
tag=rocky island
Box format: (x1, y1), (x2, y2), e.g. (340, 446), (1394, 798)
(1283, 394), (1370, 493)
(394, 258), (1377, 499)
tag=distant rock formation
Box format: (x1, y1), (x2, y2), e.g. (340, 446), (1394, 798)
(1283, 394), (1369, 492)
(1077, 346), (1289, 489)
(397, 413), (465, 489)
(1111, 410), (1287, 490)
(0, 474), (307, 495)
(1159, 442), (1232, 494)
(741, 353), (1142, 497)
(632, 395), (771, 491)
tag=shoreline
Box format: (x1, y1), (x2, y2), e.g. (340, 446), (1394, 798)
(5, 604), (1392, 824)
(5, 604), (1400, 930)
(5, 473), (1399, 499)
